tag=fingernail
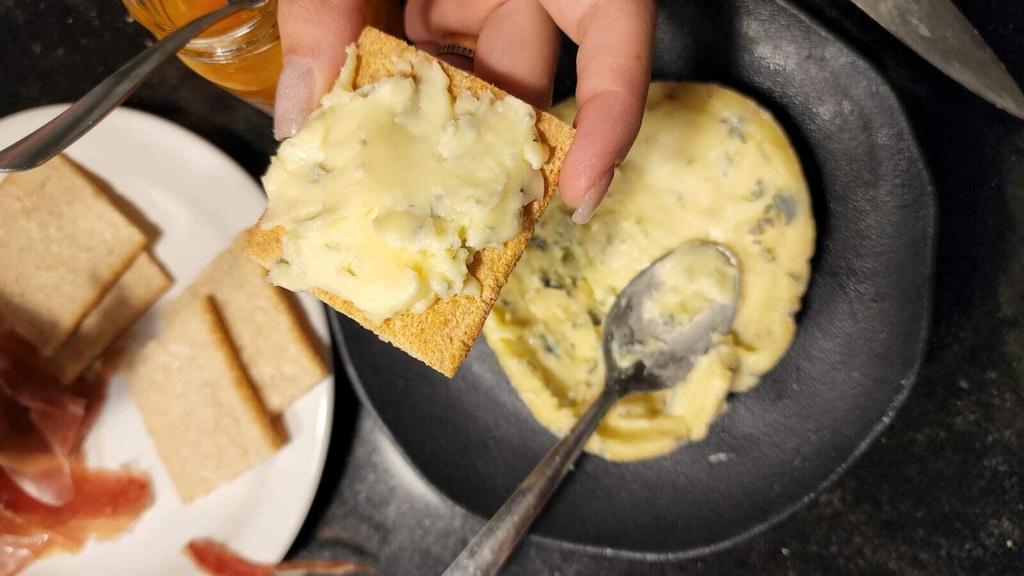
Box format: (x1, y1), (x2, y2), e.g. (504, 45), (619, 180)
(572, 169), (615, 225)
(274, 56), (315, 140)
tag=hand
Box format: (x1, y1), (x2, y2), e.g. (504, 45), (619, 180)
(274, 0), (655, 224)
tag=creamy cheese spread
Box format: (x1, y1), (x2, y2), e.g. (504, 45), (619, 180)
(260, 46), (548, 323)
(483, 83), (816, 462)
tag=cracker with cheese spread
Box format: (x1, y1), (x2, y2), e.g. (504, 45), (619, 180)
(247, 27), (574, 377)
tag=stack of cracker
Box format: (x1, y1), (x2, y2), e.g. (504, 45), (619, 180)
(0, 155), (327, 505)
(0, 155), (171, 383)
(125, 232), (327, 503)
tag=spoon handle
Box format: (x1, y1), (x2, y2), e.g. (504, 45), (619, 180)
(443, 387), (620, 576)
(0, 2), (250, 173)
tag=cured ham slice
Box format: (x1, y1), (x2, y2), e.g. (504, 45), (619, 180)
(0, 326), (88, 507)
(0, 374), (78, 507)
(186, 540), (372, 576)
(0, 325), (150, 575)
(0, 328), (90, 448)
(0, 326), (109, 509)
(0, 465), (151, 550)
(0, 461), (152, 574)
(0, 509), (52, 576)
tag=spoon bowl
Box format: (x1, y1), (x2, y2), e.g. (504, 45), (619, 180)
(605, 241), (740, 394)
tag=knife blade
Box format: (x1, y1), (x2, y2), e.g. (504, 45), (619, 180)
(850, 0), (1024, 119)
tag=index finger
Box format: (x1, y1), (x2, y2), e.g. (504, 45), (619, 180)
(541, 0), (655, 223)
(275, 0), (364, 139)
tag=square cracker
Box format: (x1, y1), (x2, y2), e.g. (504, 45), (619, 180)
(0, 155), (147, 355)
(125, 298), (282, 503)
(163, 232), (327, 415)
(245, 27), (575, 377)
(51, 251), (171, 385)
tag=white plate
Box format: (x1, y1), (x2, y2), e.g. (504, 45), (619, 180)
(0, 105), (335, 576)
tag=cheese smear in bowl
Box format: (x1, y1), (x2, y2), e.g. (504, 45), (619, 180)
(261, 46), (548, 323)
(484, 83), (816, 462)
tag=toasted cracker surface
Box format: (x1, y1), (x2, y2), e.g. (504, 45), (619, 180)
(245, 27), (574, 377)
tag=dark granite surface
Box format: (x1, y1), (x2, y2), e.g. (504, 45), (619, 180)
(1, 0), (1022, 574)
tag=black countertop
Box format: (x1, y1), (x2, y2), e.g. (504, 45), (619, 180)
(1, 1), (1021, 574)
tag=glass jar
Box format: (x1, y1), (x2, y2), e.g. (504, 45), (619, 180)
(123, 0), (404, 112)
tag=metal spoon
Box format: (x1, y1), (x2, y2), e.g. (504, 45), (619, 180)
(444, 241), (741, 576)
(0, 0), (267, 173)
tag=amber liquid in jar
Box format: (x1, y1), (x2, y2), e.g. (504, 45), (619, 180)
(123, 0), (404, 111)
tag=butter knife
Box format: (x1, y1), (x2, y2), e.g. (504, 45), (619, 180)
(850, 0), (1024, 119)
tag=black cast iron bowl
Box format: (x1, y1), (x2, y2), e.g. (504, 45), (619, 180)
(329, 0), (936, 558)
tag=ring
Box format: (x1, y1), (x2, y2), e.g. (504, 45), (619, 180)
(435, 43), (476, 60)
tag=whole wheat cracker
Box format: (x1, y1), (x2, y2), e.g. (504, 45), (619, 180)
(246, 26), (575, 377)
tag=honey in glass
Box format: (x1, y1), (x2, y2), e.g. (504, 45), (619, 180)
(123, 0), (404, 112)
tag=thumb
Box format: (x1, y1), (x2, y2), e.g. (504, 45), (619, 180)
(275, 0), (364, 140)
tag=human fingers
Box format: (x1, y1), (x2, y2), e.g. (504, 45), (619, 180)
(474, 0), (559, 108)
(275, 0), (364, 140)
(406, 0), (558, 107)
(540, 0), (655, 223)
(405, 0), (496, 70)
(404, 0), (502, 43)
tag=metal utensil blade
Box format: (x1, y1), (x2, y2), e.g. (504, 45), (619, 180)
(851, 0), (1024, 119)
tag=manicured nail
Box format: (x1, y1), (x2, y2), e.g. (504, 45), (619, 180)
(572, 169), (615, 224)
(274, 56), (315, 140)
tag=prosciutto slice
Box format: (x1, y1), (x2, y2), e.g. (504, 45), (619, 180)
(187, 540), (372, 576)
(0, 324), (150, 575)
(0, 465), (151, 550)
(0, 335), (85, 508)
(0, 509), (52, 576)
